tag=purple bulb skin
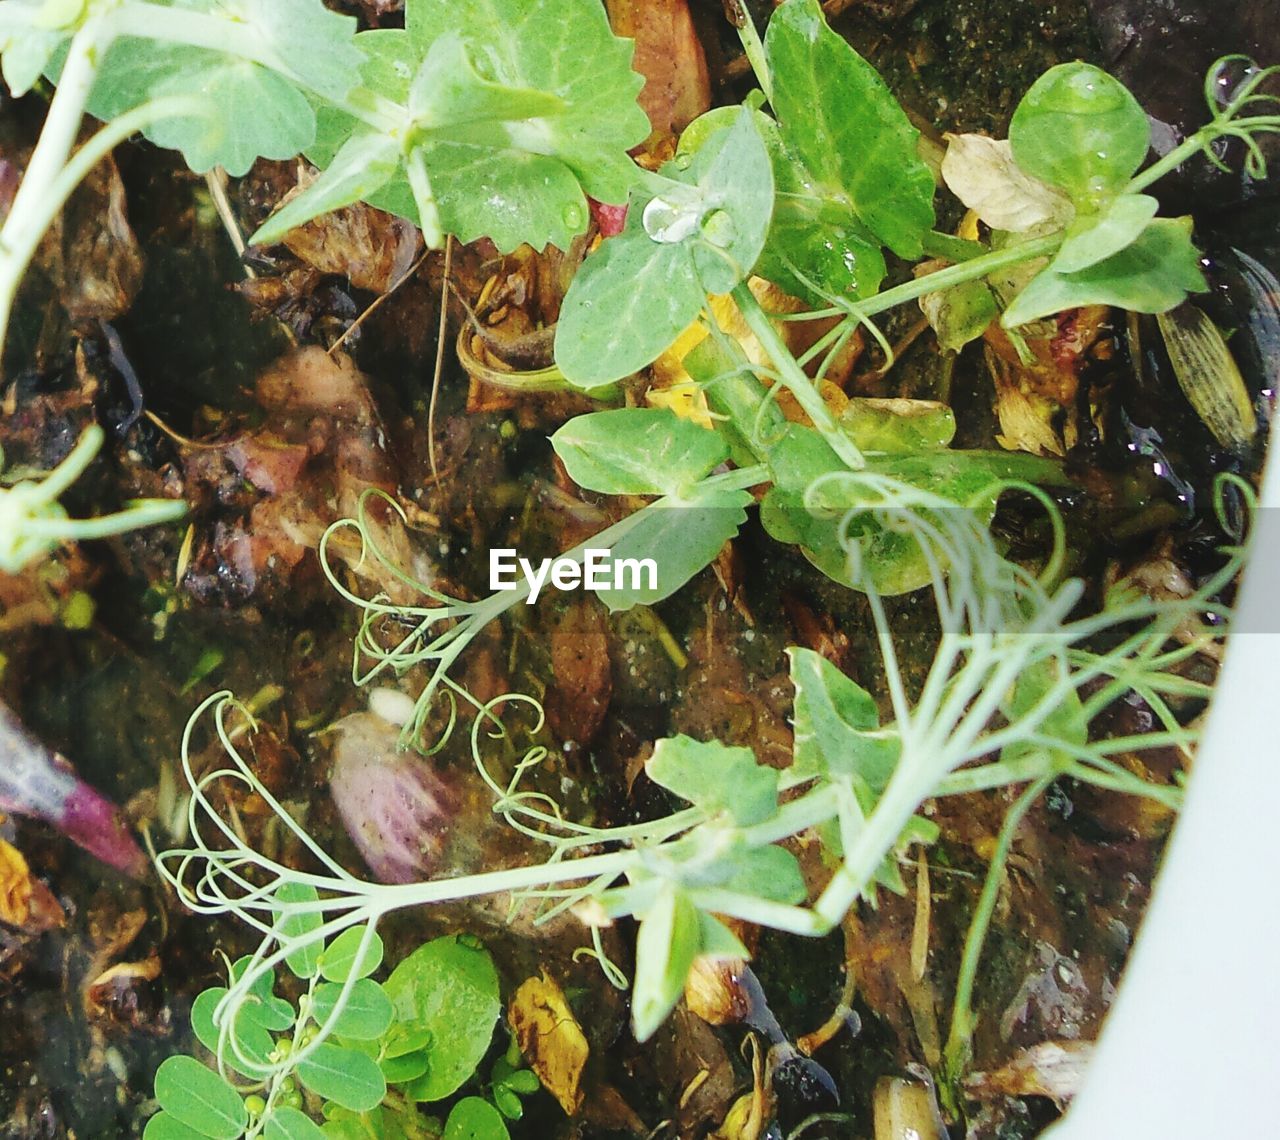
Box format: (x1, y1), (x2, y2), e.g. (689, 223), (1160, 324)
(329, 713), (456, 885)
(59, 783), (148, 879)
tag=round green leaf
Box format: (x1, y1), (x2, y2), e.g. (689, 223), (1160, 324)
(153, 1056), (247, 1140)
(384, 936), (500, 1103)
(263, 1106), (328, 1140)
(320, 926), (385, 983)
(310, 979), (394, 1040)
(1009, 62), (1150, 207)
(142, 1112), (210, 1140)
(443, 1097), (510, 1140)
(551, 409), (729, 497)
(296, 1042), (387, 1113)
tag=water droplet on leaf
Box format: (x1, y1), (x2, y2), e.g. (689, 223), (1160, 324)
(642, 196), (702, 243)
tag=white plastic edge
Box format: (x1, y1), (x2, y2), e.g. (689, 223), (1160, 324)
(1047, 439), (1280, 1136)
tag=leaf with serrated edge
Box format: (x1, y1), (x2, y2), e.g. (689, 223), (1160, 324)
(647, 735), (778, 826)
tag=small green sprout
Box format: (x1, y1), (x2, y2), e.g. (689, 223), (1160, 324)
(0, 425), (185, 575)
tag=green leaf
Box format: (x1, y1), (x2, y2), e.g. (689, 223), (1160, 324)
(190, 987), (278, 1077)
(919, 277), (1001, 353)
(143, 1111), (212, 1140)
(380, 1049), (429, 1084)
(839, 398), (957, 453)
(1053, 193), (1159, 274)
(788, 647), (900, 788)
(647, 735), (779, 826)
(83, 0), (360, 177)
(0, 1), (67, 96)
(714, 845), (807, 904)
(556, 108), (772, 388)
(765, 0), (935, 259)
(443, 1098), (511, 1140)
(406, 0), (646, 203)
(555, 200), (705, 387)
(153, 1056), (247, 1140)
(594, 487), (750, 612)
(631, 886), (701, 1041)
(384, 936), (500, 1102)
(678, 106), (885, 304)
(697, 913), (749, 959)
(264, 1107), (328, 1140)
(551, 409), (728, 497)
(251, 131), (401, 247)
(1002, 217), (1207, 327)
(296, 1043), (387, 1112)
(274, 882), (324, 978)
(311, 979), (394, 1040)
(677, 108), (775, 295)
(320, 926), (385, 984)
(228, 960), (297, 1030)
(309, 0), (646, 250)
(1009, 61), (1149, 207)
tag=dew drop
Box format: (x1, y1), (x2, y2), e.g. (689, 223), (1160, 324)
(562, 203), (585, 230)
(642, 196), (703, 243)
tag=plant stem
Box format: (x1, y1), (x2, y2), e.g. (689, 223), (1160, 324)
(941, 775), (1053, 1102)
(730, 281), (866, 470)
(0, 11), (112, 350)
(854, 233), (1063, 321)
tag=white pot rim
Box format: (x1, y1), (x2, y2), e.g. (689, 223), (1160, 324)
(1048, 440), (1280, 1135)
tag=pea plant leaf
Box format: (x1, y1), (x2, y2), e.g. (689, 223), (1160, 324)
(310, 978), (395, 1040)
(304, 0), (648, 253)
(262, 1106), (327, 1140)
(551, 408), (728, 497)
(295, 1041), (387, 1112)
(595, 486), (752, 611)
(787, 647), (899, 789)
(1051, 191), (1159, 274)
(556, 107), (774, 387)
(646, 735), (780, 826)
(251, 131), (401, 247)
(678, 105), (886, 304)
(764, 0), (935, 260)
(80, 0), (362, 176)
(630, 885), (702, 1042)
(1002, 217), (1207, 327)
(1009, 61), (1149, 208)
(0, 0), (69, 96)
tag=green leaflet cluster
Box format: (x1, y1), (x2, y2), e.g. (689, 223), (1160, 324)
(146, 927), (528, 1140)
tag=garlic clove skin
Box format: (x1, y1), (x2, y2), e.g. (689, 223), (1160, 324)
(328, 712), (456, 885)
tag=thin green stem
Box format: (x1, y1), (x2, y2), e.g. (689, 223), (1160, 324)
(855, 233), (1063, 320)
(0, 11), (112, 348)
(731, 281), (866, 470)
(942, 774), (1053, 1098)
